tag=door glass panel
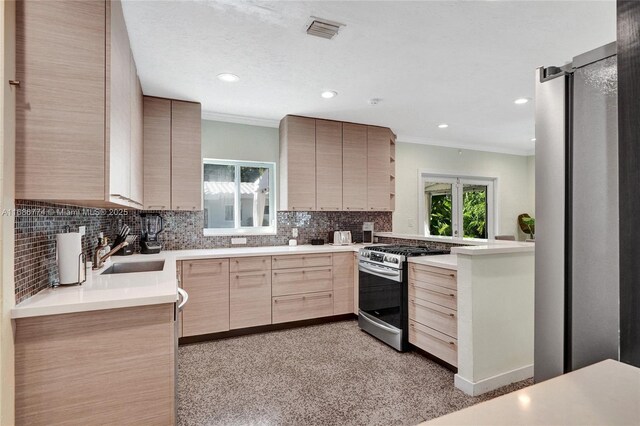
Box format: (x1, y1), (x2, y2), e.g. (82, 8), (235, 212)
(462, 184), (488, 238)
(203, 164), (236, 229)
(240, 166), (271, 228)
(424, 181), (453, 236)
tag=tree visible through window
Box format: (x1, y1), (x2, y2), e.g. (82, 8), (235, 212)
(423, 175), (494, 239)
(203, 159), (276, 234)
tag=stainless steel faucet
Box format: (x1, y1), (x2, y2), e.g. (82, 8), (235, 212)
(93, 241), (129, 270)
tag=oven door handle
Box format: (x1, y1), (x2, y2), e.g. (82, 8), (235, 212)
(359, 311), (401, 335)
(359, 263), (401, 279)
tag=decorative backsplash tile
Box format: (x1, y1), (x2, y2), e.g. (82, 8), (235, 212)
(14, 200), (392, 303)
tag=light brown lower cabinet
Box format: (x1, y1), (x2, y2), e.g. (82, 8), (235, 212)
(332, 252), (355, 315)
(230, 257), (272, 329)
(272, 266), (333, 296)
(408, 263), (458, 367)
(272, 291), (334, 323)
(181, 259), (230, 336)
(14, 303), (176, 425)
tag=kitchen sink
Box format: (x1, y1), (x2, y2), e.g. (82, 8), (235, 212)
(101, 260), (165, 275)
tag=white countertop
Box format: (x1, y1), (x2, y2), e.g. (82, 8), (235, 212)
(451, 242), (534, 256)
(425, 359), (640, 425)
(408, 254), (458, 270)
(12, 244), (366, 319)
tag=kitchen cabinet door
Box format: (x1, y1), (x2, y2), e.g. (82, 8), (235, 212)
(230, 257), (271, 329)
(342, 123), (368, 211)
(143, 97), (172, 210)
(332, 252), (354, 315)
(366, 126), (391, 211)
(129, 55), (144, 207)
(280, 116), (316, 210)
(108, 0), (132, 202)
(316, 120), (343, 211)
(16, 0), (106, 201)
(181, 259), (230, 336)
(171, 100), (202, 211)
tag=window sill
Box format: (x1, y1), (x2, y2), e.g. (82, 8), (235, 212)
(203, 228), (277, 237)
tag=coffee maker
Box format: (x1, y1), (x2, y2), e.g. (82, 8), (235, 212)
(140, 213), (163, 254)
(362, 222), (374, 244)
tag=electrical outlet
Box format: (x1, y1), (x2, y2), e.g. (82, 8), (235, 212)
(231, 237), (247, 245)
(78, 226), (86, 236)
(292, 228), (299, 238)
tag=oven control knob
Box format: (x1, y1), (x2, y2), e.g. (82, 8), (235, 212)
(385, 256), (398, 264)
(362, 252), (370, 258)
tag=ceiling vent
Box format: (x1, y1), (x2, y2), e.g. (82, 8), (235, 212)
(306, 17), (344, 40)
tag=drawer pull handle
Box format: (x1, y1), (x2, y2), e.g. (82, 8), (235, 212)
(412, 285), (456, 298)
(411, 299), (456, 318)
(303, 293), (332, 301)
(235, 273), (266, 278)
(411, 323), (456, 346)
(412, 267), (456, 279)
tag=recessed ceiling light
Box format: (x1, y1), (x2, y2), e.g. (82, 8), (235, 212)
(531, 138), (537, 142)
(321, 90), (337, 99)
(514, 97), (529, 105)
(217, 73), (240, 82)
(438, 123), (449, 129)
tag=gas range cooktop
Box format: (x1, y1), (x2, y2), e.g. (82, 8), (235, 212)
(365, 245), (450, 257)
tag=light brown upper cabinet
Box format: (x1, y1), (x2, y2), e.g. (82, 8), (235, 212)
(129, 55), (144, 206)
(142, 97), (202, 211)
(342, 123), (368, 211)
(143, 97), (172, 210)
(367, 126), (392, 211)
(279, 116), (317, 211)
(171, 100), (202, 211)
(16, 0), (143, 208)
(316, 120), (343, 211)
(279, 115), (395, 211)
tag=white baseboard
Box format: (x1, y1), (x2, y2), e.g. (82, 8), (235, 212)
(454, 364), (533, 396)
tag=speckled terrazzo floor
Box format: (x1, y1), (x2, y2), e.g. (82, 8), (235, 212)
(178, 320), (532, 426)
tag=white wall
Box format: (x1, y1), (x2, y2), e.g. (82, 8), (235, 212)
(201, 119), (278, 163)
(393, 142), (535, 240)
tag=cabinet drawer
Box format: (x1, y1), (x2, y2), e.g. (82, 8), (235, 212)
(230, 256), (270, 273)
(409, 320), (457, 367)
(272, 291), (333, 324)
(272, 267), (333, 297)
(272, 254), (332, 270)
(230, 271), (271, 329)
(409, 280), (457, 310)
(409, 297), (457, 338)
(409, 264), (457, 290)
(182, 258), (228, 280)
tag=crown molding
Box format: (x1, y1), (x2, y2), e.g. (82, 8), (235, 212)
(201, 111), (280, 128)
(396, 134), (534, 157)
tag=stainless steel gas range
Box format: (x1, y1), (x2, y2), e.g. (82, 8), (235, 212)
(358, 245), (449, 351)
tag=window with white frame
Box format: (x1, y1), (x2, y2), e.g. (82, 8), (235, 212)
(203, 159), (276, 235)
(419, 173), (496, 239)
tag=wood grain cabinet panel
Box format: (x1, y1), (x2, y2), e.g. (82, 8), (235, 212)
(272, 253), (332, 270)
(108, 0), (131, 202)
(409, 297), (457, 338)
(181, 259), (230, 336)
(272, 291), (334, 324)
(409, 320), (457, 367)
(143, 97), (172, 210)
(230, 257), (272, 329)
(316, 119), (343, 210)
(171, 100), (202, 211)
(16, 0), (106, 201)
(15, 304), (176, 425)
(279, 116), (316, 210)
(129, 55), (144, 206)
(366, 126), (391, 211)
(342, 123), (368, 211)
(409, 279), (457, 311)
(272, 266), (333, 297)
(332, 252), (354, 315)
(409, 264), (457, 290)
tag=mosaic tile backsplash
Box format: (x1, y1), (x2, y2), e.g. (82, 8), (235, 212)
(14, 200), (392, 303)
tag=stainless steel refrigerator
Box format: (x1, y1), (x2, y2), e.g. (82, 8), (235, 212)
(534, 42), (619, 382)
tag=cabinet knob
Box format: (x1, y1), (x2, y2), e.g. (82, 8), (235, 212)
(8, 80), (20, 86)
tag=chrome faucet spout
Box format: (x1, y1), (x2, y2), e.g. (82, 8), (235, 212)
(93, 241), (129, 270)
